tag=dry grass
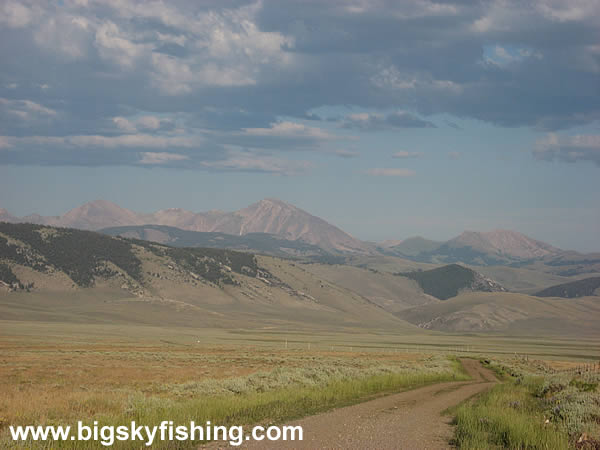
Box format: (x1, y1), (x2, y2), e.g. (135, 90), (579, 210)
(0, 336), (453, 442)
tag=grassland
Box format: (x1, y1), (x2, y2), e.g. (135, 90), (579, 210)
(451, 357), (600, 449)
(0, 327), (467, 449)
(1, 321), (599, 448)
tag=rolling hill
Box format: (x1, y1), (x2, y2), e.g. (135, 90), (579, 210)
(397, 264), (506, 300)
(301, 263), (437, 313)
(0, 222), (412, 332)
(534, 276), (600, 298)
(397, 291), (600, 337)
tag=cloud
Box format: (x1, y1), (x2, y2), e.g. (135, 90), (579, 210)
(200, 152), (312, 175)
(533, 133), (600, 166)
(0, 2), (34, 28)
(1, 0), (600, 170)
(2, 133), (198, 150)
(244, 121), (334, 139)
(341, 112), (436, 131)
(448, 151), (462, 160)
(0, 136), (12, 149)
(393, 151), (422, 159)
(95, 21), (149, 69)
(138, 152), (189, 165)
(34, 13), (93, 60)
(219, 121), (345, 150)
(367, 168), (416, 177)
(331, 149), (359, 158)
(0, 98), (57, 119)
(112, 116), (174, 133)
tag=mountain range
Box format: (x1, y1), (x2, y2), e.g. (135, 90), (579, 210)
(1, 221), (598, 337)
(379, 230), (563, 265)
(0, 199), (371, 255)
(2, 199), (598, 272)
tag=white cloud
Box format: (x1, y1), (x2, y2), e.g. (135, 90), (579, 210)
(201, 153), (312, 175)
(4, 133), (198, 149)
(133, 2), (294, 94)
(156, 32), (187, 46)
(534, 133), (600, 166)
(0, 98), (57, 120)
(112, 116), (136, 133)
(67, 134), (196, 149)
(0, 2), (33, 28)
(448, 151), (461, 160)
(150, 53), (194, 95)
(342, 111), (435, 130)
(0, 136), (13, 149)
(112, 115), (170, 133)
(34, 14), (92, 59)
(367, 168), (416, 177)
(138, 152), (189, 165)
(331, 149), (359, 158)
(393, 151), (422, 159)
(95, 21), (149, 69)
(243, 122), (336, 139)
(136, 116), (162, 130)
(536, 0), (600, 22)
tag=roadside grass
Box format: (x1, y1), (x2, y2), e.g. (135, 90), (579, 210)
(451, 358), (600, 449)
(3, 366), (466, 449)
(452, 379), (568, 449)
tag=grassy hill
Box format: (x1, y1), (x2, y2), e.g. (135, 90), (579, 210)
(397, 291), (600, 337)
(0, 222), (258, 288)
(0, 222), (415, 332)
(534, 276), (600, 298)
(0, 222), (143, 287)
(397, 264), (506, 300)
(301, 263), (437, 313)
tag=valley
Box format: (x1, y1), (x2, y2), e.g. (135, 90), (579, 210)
(1, 205), (598, 449)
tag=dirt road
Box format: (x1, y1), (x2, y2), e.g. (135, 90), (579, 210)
(231, 358), (498, 449)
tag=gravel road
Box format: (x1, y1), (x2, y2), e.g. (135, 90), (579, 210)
(208, 358), (498, 449)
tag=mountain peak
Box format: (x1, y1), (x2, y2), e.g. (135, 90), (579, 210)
(70, 200), (130, 215)
(451, 229), (559, 260)
(252, 198), (296, 210)
(60, 200), (144, 228)
(0, 208), (17, 223)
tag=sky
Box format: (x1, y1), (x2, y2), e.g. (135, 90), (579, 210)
(0, 0), (599, 251)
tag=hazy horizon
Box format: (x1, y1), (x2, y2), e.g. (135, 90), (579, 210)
(1, 195), (598, 253)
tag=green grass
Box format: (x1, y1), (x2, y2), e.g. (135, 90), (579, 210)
(2, 358), (468, 449)
(452, 357), (600, 449)
(452, 378), (569, 449)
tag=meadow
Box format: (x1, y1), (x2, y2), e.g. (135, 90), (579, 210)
(1, 322), (468, 448)
(1, 320), (599, 448)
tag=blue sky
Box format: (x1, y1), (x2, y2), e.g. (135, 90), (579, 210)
(1, 0), (599, 251)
